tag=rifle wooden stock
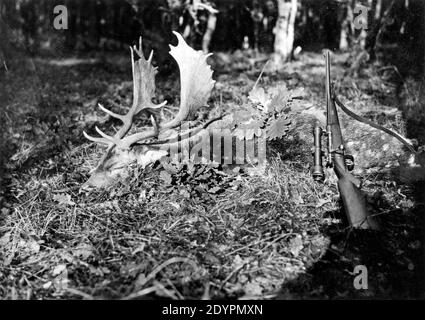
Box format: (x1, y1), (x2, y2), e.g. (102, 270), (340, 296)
(334, 154), (380, 230)
(337, 177), (379, 230)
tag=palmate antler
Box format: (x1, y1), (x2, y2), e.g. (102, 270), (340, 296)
(82, 32), (218, 189)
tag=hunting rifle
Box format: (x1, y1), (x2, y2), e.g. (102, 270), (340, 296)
(312, 50), (416, 230)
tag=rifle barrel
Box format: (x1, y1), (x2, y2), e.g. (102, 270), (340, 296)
(324, 49), (343, 150)
(325, 50), (331, 120)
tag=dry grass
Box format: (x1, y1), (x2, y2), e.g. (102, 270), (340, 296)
(1, 144), (337, 299)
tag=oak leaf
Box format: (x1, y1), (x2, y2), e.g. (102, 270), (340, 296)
(267, 117), (291, 140)
(248, 87), (270, 109)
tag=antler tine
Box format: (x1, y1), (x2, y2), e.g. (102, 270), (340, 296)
(98, 103), (126, 122)
(119, 129), (158, 149)
(95, 126), (119, 144)
(148, 50), (154, 64)
(83, 131), (113, 146)
(150, 115), (159, 135)
(149, 100), (167, 110)
(132, 45), (140, 58)
(130, 46), (135, 77)
(149, 127), (209, 152)
(132, 37), (143, 58)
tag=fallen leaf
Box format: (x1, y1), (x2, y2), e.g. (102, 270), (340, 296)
(289, 235), (304, 257)
(244, 280), (263, 296)
(43, 281), (52, 289)
(52, 264), (67, 277)
(139, 150), (168, 168)
(160, 170), (173, 185)
(179, 188), (191, 198)
(72, 243), (94, 260)
(53, 193), (75, 206)
(208, 186), (221, 194)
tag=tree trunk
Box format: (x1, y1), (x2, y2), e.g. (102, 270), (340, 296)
(357, 0), (373, 50)
(365, 0), (382, 59)
(339, 1), (354, 51)
(422, 8), (425, 102)
(272, 0), (298, 66)
(0, 0), (12, 72)
(202, 13), (217, 53)
(357, 0), (378, 52)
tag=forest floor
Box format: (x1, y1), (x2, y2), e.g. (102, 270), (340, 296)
(1, 48), (424, 299)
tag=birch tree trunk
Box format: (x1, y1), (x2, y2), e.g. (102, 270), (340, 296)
(357, 0), (373, 50)
(0, 1), (11, 72)
(366, 0), (383, 59)
(339, 1), (354, 51)
(272, 0), (298, 67)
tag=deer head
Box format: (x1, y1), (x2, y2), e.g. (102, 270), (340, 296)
(82, 32), (218, 190)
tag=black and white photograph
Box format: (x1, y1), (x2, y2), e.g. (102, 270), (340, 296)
(0, 0), (424, 303)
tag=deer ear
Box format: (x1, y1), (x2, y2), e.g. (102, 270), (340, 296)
(169, 32), (215, 123)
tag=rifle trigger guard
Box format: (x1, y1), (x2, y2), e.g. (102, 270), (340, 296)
(345, 154), (355, 171)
